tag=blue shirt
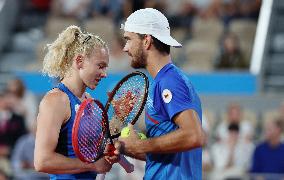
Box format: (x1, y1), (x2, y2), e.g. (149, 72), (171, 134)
(144, 63), (202, 180)
(251, 141), (284, 174)
(49, 83), (97, 180)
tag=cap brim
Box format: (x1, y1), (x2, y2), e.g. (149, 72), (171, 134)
(153, 34), (182, 48)
(121, 23), (182, 48)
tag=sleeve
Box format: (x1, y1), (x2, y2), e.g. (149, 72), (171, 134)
(155, 75), (196, 120)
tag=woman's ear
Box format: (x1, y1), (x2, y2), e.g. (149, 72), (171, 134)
(75, 55), (84, 69)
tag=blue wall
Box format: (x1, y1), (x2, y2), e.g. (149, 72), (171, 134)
(16, 71), (257, 104)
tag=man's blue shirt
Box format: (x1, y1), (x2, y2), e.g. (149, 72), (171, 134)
(144, 63), (202, 180)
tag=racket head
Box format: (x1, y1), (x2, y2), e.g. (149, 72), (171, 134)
(72, 99), (109, 163)
(105, 71), (149, 138)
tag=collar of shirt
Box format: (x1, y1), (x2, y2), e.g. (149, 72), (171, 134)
(154, 63), (173, 82)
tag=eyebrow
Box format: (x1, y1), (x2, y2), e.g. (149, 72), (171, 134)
(98, 61), (108, 67)
(124, 36), (130, 40)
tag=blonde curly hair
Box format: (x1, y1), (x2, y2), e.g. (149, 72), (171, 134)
(42, 25), (108, 79)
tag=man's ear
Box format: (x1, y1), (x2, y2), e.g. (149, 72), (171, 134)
(144, 35), (152, 50)
(75, 55), (84, 69)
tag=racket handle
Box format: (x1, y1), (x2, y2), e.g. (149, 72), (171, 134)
(119, 155), (134, 173)
(105, 144), (134, 173)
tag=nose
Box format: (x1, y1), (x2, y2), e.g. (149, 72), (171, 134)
(123, 44), (128, 52)
(101, 69), (107, 78)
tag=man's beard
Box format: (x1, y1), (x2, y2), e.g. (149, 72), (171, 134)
(131, 47), (147, 69)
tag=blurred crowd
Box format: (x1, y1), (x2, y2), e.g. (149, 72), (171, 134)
(0, 78), (48, 179)
(0, 0), (261, 73)
(203, 102), (284, 179)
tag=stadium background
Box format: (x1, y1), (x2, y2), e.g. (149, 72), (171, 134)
(0, 0), (283, 179)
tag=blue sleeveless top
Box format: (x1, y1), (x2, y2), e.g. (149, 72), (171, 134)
(49, 83), (97, 180)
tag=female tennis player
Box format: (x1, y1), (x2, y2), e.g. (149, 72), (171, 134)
(34, 25), (120, 179)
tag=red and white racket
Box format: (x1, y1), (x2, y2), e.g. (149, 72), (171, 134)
(72, 99), (134, 173)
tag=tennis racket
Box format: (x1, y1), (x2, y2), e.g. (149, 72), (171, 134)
(72, 98), (134, 173)
(105, 71), (149, 139)
(100, 71), (149, 179)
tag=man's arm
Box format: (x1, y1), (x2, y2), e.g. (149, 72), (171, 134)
(119, 109), (205, 158)
(34, 91), (112, 174)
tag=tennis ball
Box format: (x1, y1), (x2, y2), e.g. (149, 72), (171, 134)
(138, 132), (147, 140)
(120, 127), (130, 138)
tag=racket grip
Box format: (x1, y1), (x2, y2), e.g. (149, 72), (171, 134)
(119, 155), (134, 173)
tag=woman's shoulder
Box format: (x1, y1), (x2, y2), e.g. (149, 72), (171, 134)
(40, 88), (69, 108)
(37, 88), (71, 124)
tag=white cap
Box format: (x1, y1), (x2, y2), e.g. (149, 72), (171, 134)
(121, 8), (182, 48)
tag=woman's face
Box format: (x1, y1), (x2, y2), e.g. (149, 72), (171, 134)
(79, 48), (109, 90)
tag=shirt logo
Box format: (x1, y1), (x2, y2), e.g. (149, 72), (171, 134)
(75, 104), (80, 113)
(162, 89), (172, 103)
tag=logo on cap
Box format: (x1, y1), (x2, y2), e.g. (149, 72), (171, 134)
(162, 89), (172, 103)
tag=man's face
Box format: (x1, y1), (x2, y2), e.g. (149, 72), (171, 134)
(228, 105), (241, 123)
(264, 120), (281, 142)
(123, 32), (147, 69)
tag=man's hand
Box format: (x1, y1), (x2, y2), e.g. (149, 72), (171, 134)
(118, 124), (141, 157)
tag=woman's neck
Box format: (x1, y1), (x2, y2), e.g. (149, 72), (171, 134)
(61, 75), (86, 99)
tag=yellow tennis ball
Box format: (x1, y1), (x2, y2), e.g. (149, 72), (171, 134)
(138, 132), (147, 140)
(120, 127), (130, 138)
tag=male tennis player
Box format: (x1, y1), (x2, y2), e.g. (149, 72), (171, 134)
(119, 8), (205, 180)
(34, 25), (120, 179)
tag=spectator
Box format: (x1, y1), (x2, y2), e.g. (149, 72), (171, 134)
(214, 32), (248, 70)
(0, 90), (27, 147)
(11, 122), (49, 180)
(216, 102), (254, 142)
(6, 78), (38, 131)
(0, 91), (27, 176)
(211, 123), (255, 179)
(250, 118), (284, 176)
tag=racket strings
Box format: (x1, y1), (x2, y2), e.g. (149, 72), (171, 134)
(108, 75), (147, 136)
(77, 102), (108, 162)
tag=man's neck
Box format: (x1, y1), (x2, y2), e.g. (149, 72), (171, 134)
(268, 137), (281, 147)
(146, 52), (171, 78)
